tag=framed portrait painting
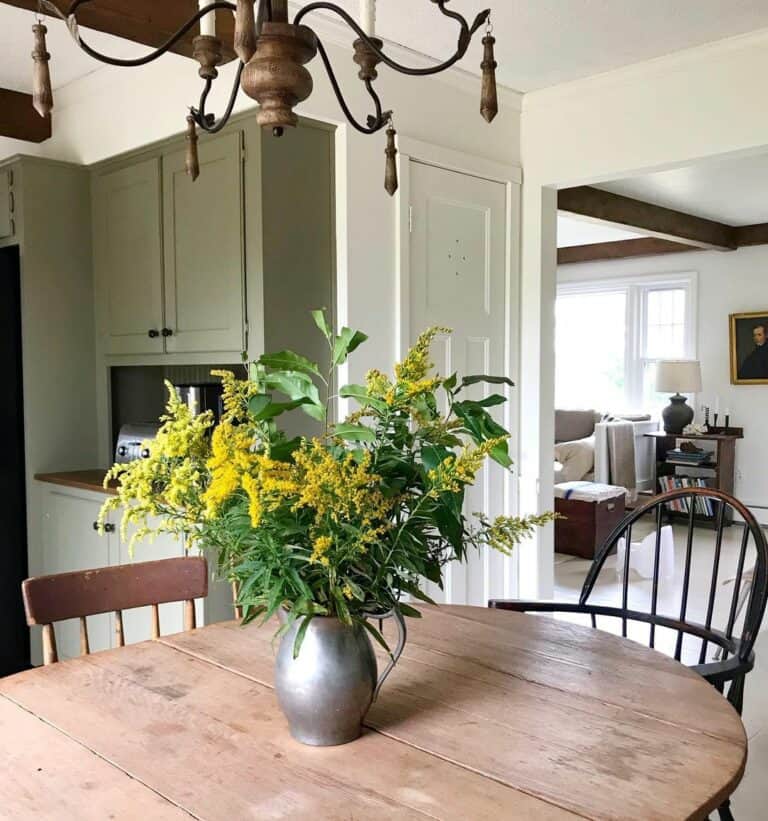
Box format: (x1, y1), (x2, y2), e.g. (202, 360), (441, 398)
(730, 311), (768, 385)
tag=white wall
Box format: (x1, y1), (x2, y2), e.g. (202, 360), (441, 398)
(558, 246), (768, 522)
(518, 28), (768, 596)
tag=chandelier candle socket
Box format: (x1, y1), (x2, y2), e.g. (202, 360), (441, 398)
(31, 0), (498, 193)
(31, 23), (53, 118)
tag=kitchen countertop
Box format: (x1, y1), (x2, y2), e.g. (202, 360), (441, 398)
(35, 469), (118, 496)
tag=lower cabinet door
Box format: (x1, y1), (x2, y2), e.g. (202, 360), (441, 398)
(40, 488), (113, 660)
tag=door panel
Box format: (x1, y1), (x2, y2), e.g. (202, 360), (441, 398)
(409, 160), (509, 606)
(93, 159), (164, 355)
(40, 490), (112, 660)
(163, 131), (245, 353)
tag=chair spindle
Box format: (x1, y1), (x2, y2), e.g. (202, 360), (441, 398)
(184, 599), (196, 631)
(725, 526), (751, 649)
(649, 505), (664, 649)
(151, 604), (161, 640)
(621, 524), (633, 638)
(699, 502), (727, 663)
(42, 623), (58, 665)
(114, 610), (125, 647)
(674, 500), (697, 661)
(79, 616), (90, 656)
(232, 581), (243, 620)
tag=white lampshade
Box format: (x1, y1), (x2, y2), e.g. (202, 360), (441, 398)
(655, 360), (702, 394)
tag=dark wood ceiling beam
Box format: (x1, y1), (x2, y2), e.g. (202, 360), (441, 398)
(733, 223), (768, 247)
(0, 88), (51, 142)
(558, 237), (694, 265)
(1, 1), (236, 62)
(558, 185), (737, 251)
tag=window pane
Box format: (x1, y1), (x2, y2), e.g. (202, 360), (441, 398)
(645, 288), (686, 359)
(556, 291), (626, 411)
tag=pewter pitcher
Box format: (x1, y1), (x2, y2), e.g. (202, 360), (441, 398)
(274, 610), (406, 746)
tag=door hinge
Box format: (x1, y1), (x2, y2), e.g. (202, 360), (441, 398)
(409, 205), (413, 233)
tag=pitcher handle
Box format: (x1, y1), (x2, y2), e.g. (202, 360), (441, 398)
(370, 607), (407, 701)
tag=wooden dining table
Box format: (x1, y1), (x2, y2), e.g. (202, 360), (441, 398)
(0, 605), (746, 819)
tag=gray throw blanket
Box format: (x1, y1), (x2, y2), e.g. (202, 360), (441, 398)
(605, 420), (637, 494)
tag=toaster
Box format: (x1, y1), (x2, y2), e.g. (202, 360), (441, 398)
(114, 423), (160, 464)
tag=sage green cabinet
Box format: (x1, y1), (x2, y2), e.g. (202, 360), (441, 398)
(162, 131), (245, 353)
(0, 167), (14, 239)
(93, 158), (164, 355)
(93, 130), (245, 357)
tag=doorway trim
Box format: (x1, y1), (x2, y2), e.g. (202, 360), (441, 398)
(394, 136), (523, 596)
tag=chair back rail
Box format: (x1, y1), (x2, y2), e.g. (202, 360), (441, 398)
(22, 557), (208, 665)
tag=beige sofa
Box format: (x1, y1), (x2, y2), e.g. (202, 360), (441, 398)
(554, 409), (657, 498)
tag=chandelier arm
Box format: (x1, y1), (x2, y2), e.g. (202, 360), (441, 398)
(315, 36), (388, 134)
(294, 1), (489, 76)
(59, 1), (236, 68)
(193, 60), (245, 134)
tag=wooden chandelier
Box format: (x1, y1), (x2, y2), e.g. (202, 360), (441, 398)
(31, 0), (499, 194)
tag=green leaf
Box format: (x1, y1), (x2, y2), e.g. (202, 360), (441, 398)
(247, 394), (272, 418)
(459, 374), (515, 389)
(332, 327), (368, 366)
(269, 437), (302, 462)
(263, 371), (324, 420)
(421, 444), (452, 473)
(489, 438), (513, 468)
(361, 618), (391, 653)
(397, 602), (422, 618)
(252, 397), (315, 421)
(311, 309), (333, 342)
(443, 372), (458, 391)
(475, 393), (507, 408)
(292, 614), (314, 659)
(258, 350), (322, 378)
(339, 384), (387, 412)
(333, 422), (377, 442)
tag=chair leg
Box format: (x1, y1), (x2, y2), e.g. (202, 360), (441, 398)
(717, 797), (735, 821)
(728, 675), (745, 716)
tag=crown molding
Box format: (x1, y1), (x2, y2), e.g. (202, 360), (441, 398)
(288, 1), (523, 110)
(523, 25), (768, 112)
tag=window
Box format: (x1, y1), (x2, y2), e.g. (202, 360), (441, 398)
(555, 273), (697, 414)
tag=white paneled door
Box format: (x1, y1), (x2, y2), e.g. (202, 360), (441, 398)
(408, 160), (511, 606)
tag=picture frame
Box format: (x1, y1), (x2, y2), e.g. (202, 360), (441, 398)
(730, 311), (768, 385)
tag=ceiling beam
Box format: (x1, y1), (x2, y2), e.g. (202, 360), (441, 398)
(733, 223), (768, 247)
(558, 185), (737, 251)
(0, 88), (51, 142)
(558, 237), (694, 265)
(1, 1), (236, 62)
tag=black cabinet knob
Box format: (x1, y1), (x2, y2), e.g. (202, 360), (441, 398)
(148, 329), (159, 338)
(161, 327), (174, 337)
(93, 522), (115, 533)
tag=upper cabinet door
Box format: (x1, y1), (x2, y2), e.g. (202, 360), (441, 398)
(162, 131), (245, 354)
(0, 168), (14, 239)
(93, 159), (164, 355)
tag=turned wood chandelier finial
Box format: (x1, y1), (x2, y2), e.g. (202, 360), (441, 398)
(32, 0), (499, 192)
(31, 21), (53, 118)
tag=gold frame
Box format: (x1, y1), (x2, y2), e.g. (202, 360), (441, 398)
(729, 311), (768, 385)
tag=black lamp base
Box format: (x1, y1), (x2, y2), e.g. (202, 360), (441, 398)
(662, 393), (694, 434)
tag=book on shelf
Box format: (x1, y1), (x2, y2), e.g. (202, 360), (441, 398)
(658, 475), (714, 517)
(665, 448), (712, 465)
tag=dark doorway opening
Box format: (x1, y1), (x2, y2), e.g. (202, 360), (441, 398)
(0, 245), (29, 676)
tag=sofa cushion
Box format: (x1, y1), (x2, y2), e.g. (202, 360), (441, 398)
(555, 409), (600, 444)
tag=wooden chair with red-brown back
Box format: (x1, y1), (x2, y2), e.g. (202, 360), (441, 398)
(22, 556), (208, 665)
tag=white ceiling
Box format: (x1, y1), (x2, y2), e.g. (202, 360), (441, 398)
(557, 215), (645, 248)
(4, 1), (768, 97)
(0, 6), (170, 94)
(597, 153), (768, 226)
(294, 0), (768, 91)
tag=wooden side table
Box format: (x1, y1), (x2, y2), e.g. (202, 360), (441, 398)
(645, 428), (744, 527)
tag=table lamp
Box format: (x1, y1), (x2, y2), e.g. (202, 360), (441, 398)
(655, 360), (702, 434)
